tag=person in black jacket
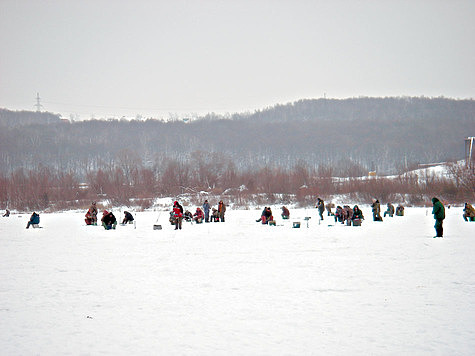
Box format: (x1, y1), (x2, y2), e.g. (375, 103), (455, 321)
(122, 211), (134, 224)
(101, 210), (117, 230)
(316, 198), (325, 220)
(432, 197), (445, 237)
(258, 207), (273, 224)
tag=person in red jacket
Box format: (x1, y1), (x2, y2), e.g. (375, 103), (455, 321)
(173, 201), (183, 230)
(193, 207), (204, 223)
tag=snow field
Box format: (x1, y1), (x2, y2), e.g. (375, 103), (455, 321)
(0, 206), (474, 355)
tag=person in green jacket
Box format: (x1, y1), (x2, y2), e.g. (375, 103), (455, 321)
(431, 197), (445, 237)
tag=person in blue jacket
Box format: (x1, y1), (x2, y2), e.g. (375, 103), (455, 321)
(202, 200), (210, 223)
(26, 212), (40, 229)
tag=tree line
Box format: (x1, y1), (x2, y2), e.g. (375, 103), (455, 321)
(1, 157), (472, 212)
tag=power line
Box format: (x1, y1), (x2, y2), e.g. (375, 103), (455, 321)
(34, 93), (44, 112)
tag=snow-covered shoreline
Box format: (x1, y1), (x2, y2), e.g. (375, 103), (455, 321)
(1, 207), (474, 355)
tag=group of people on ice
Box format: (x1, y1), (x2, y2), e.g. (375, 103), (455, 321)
(369, 200), (405, 221)
(257, 206), (294, 224)
(170, 200), (226, 230)
(84, 201), (134, 230)
(316, 197), (407, 227)
(332, 205), (364, 226)
(257, 206), (274, 224)
(314, 197), (365, 226)
(12, 193), (472, 238)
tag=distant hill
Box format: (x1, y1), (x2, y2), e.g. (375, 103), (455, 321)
(229, 96), (475, 123)
(0, 109), (61, 128)
(0, 97), (474, 176)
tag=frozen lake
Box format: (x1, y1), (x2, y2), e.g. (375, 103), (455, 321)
(1, 205), (474, 355)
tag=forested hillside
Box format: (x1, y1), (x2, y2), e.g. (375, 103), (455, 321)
(0, 109), (61, 127)
(1, 97), (473, 177)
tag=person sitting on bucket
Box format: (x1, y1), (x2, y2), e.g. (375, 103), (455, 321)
(352, 205), (364, 221)
(183, 210), (193, 222)
(281, 206), (290, 219)
(101, 210), (117, 230)
(343, 205), (353, 225)
(193, 207), (204, 223)
(334, 206), (344, 223)
(260, 207), (273, 224)
(26, 212), (40, 229)
(396, 204), (404, 216)
(463, 203), (475, 221)
(210, 208), (219, 222)
(384, 203), (395, 217)
(256, 207), (267, 222)
(122, 211), (134, 224)
(85, 208), (96, 225)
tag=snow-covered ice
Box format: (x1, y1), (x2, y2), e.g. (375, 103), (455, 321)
(1, 206), (474, 355)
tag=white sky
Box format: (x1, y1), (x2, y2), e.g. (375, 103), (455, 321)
(1, 0), (474, 119)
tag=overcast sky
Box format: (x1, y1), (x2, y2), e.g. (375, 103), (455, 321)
(1, 0), (474, 119)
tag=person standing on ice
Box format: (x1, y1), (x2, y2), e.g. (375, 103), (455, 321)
(431, 197), (445, 237)
(316, 198), (325, 220)
(173, 201), (183, 230)
(202, 200), (210, 223)
(218, 200), (226, 222)
(88, 202), (98, 225)
(371, 199), (382, 221)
